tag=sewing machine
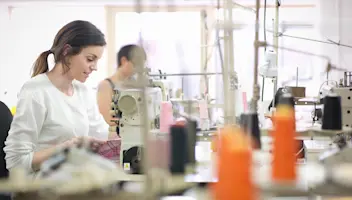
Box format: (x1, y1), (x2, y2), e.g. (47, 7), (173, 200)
(331, 87), (352, 128)
(152, 79), (173, 101)
(117, 88), (162, 174)
(312, 72), (352, 129)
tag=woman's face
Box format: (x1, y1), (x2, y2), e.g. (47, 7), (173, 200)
(68, 46), (105, 82)
(120, 47), (147, 78)
(120, 57), (135, 78)
(120, 58), (148, 79)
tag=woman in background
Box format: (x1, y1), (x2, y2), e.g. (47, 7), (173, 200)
(4, 20), (109, 174)
(97, 44), (146, 137)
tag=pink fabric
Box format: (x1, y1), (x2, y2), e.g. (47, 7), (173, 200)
(160, 101), (174, 133)
(98, 139), (121, 164)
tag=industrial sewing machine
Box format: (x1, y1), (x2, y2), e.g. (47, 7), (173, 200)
(312, 72), (352, 166)
(329, 72), (352, 128)
(116, 88), (162, 174)
(151, 79), (173, 101)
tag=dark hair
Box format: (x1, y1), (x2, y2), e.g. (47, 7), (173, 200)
(116, 44), (146, 68)
(31, 20), (106, 77)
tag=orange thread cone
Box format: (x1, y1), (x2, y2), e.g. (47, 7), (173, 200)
(272, 105), (297, 182)
(212, 126), (255, 200)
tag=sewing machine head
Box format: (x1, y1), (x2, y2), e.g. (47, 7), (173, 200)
(117, 87), (162, 173)
(151, 79), (173, 101)
(117, 87), (162, 133)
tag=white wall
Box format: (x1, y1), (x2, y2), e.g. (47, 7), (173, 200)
(0, 6), (107, 108)
(0, 0), (340, 108)
(210, 5), (322, 102)
(0, 6), (12, 107)
(318, 0), (352, 82)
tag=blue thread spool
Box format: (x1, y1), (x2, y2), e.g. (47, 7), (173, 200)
(169, 125), (187, 174)
(240, 113), (261, 149)
(322, 94), (342, 130)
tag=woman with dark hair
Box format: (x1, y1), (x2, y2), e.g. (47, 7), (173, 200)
(97, 44), (146, 137)
(4, 20), (109, 174)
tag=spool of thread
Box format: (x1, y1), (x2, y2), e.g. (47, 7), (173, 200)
(169, 125), (187, 174)
(272, 105), (297, 183)
(212, 126), (254, 200)
(148, 135), (169, 170)
(186, 120), (197, 166)
(322, 94), (342, 130)
(239, 113), (261, 149)
(276, 93), (296, 131)
(148, 138), (157, 168)
(278, 93), (295, 108)
(160, 101), (174, 133)
(239, 114), (249, 132)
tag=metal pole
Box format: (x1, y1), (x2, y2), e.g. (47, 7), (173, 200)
(251, 0), (261, 112)
(227, 0), (236, 124)
(272, 0), (279, 107)
(134, 0), (152, 199)
(222, 0), (230, 124)
(221, 0), (236, 124)
(200, 10), (208, 96)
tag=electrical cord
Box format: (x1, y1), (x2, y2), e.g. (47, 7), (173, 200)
(267, 31), (352, 49)
(309, 80), (338, 124)
(317, 80), (338, 98)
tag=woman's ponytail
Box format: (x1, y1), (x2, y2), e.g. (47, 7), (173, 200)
(31, 50), (51, 77)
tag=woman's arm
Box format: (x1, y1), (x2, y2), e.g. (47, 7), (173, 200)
(32, 139), (77, 171)
(4, 91), (47, 172)
(4, 87), (81, 172)
(32, 146), (59, 171)
(97, 80), (115, 126)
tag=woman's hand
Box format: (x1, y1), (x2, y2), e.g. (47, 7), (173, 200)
(85, 136), (106, 152)
(76, 136), (106, 152)
(60, 137), (81, 149)
(60, 136), (106, 151)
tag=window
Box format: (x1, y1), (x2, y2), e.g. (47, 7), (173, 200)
(2, 5), (107, 106)
(114, 11), (201, 99)
(210, 6), (320, 106)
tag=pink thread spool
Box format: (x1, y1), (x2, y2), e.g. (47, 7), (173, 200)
(148, 135), (170, 169)
(160, 101), (174, 133)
